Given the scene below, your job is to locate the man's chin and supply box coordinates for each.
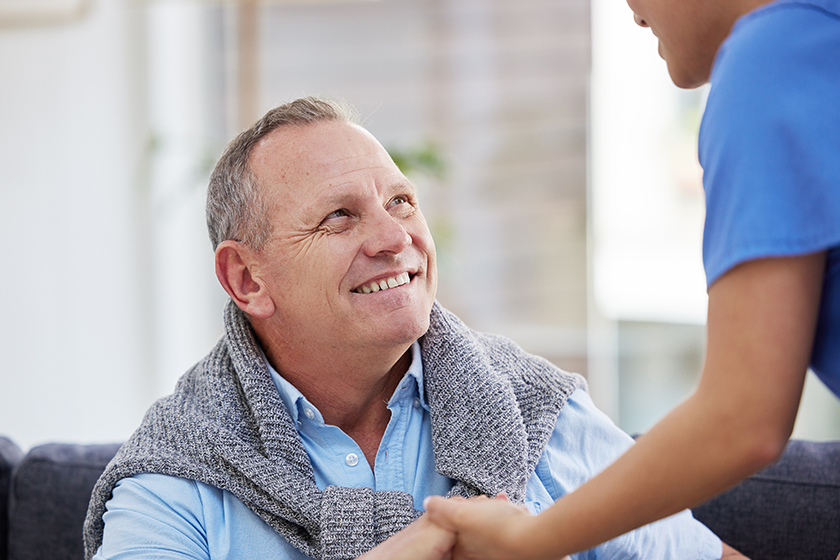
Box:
[374,309,432,348]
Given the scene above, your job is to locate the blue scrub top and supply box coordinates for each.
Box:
[700,0,840,396]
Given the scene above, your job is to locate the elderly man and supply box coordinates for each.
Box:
[84,97,727,560]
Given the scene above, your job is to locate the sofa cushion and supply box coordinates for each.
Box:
[692,439,840,560]
[8,443,121,560]
[0,437,24,560]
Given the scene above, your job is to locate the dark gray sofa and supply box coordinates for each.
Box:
[1,438,121,560]
[1,435,838,560]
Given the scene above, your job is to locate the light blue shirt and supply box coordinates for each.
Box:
[96,343,721,560]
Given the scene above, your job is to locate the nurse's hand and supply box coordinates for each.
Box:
[424,494,566,560]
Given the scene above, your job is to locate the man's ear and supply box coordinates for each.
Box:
[214,240,276,319]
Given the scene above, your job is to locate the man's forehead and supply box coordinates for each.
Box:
[249,124,323,175]
[249,121,385,182]
[249,122,411,214]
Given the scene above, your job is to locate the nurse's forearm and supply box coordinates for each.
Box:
[523,390,788,558]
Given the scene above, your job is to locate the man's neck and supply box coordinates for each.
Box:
[258,333,413,466]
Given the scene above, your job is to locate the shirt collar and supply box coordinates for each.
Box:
[387,342,429,411]
[260,341,429,427]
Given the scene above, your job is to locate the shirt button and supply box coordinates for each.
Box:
[413,398,421,409]
[345,453,360,467]
[303,408,316,420]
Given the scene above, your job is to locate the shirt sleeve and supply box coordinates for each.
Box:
[94,473,307,560]
[94,474,212,560]
[530,388,723,560]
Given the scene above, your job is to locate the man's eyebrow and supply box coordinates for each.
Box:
[296,190,361,226]
[309,189,365,213]
[312,181,417,209]
[387,179,418,195]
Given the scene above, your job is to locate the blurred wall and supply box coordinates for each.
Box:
[2,0,834,453]
[0,1,153,449]
[0,0,592,450]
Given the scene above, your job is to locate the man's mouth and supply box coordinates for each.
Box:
[353,272,411,294]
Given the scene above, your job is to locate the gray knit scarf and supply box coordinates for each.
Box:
[84,301,585,560]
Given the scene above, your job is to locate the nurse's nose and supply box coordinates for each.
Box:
[633,12,649,27]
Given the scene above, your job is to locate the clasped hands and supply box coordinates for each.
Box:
[359,494,567,560]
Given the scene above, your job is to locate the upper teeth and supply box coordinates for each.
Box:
[356,272,411,294]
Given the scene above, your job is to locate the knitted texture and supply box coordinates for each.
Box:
[84,301,584,559]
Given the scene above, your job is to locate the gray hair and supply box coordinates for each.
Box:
[206,97,360,250]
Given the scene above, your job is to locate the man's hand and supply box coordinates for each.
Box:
[358,512,456,560]
[424,494,564,560]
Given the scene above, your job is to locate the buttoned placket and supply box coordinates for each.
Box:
[293,399,376,488]
[374,375,427,490]
[291,373,427,492]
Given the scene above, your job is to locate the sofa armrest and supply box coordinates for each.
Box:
[1,437,24,560]
[8,442,121,560]
[692,439,840,560]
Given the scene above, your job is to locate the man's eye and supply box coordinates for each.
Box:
[325,209,348,219]
[390,196,408,206]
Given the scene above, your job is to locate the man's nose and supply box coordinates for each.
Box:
[362,209,412,257]
[633,12,649,27]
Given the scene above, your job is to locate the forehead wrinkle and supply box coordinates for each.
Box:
[316,160,391,184]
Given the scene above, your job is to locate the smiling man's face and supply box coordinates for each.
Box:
[247,120,437,357]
